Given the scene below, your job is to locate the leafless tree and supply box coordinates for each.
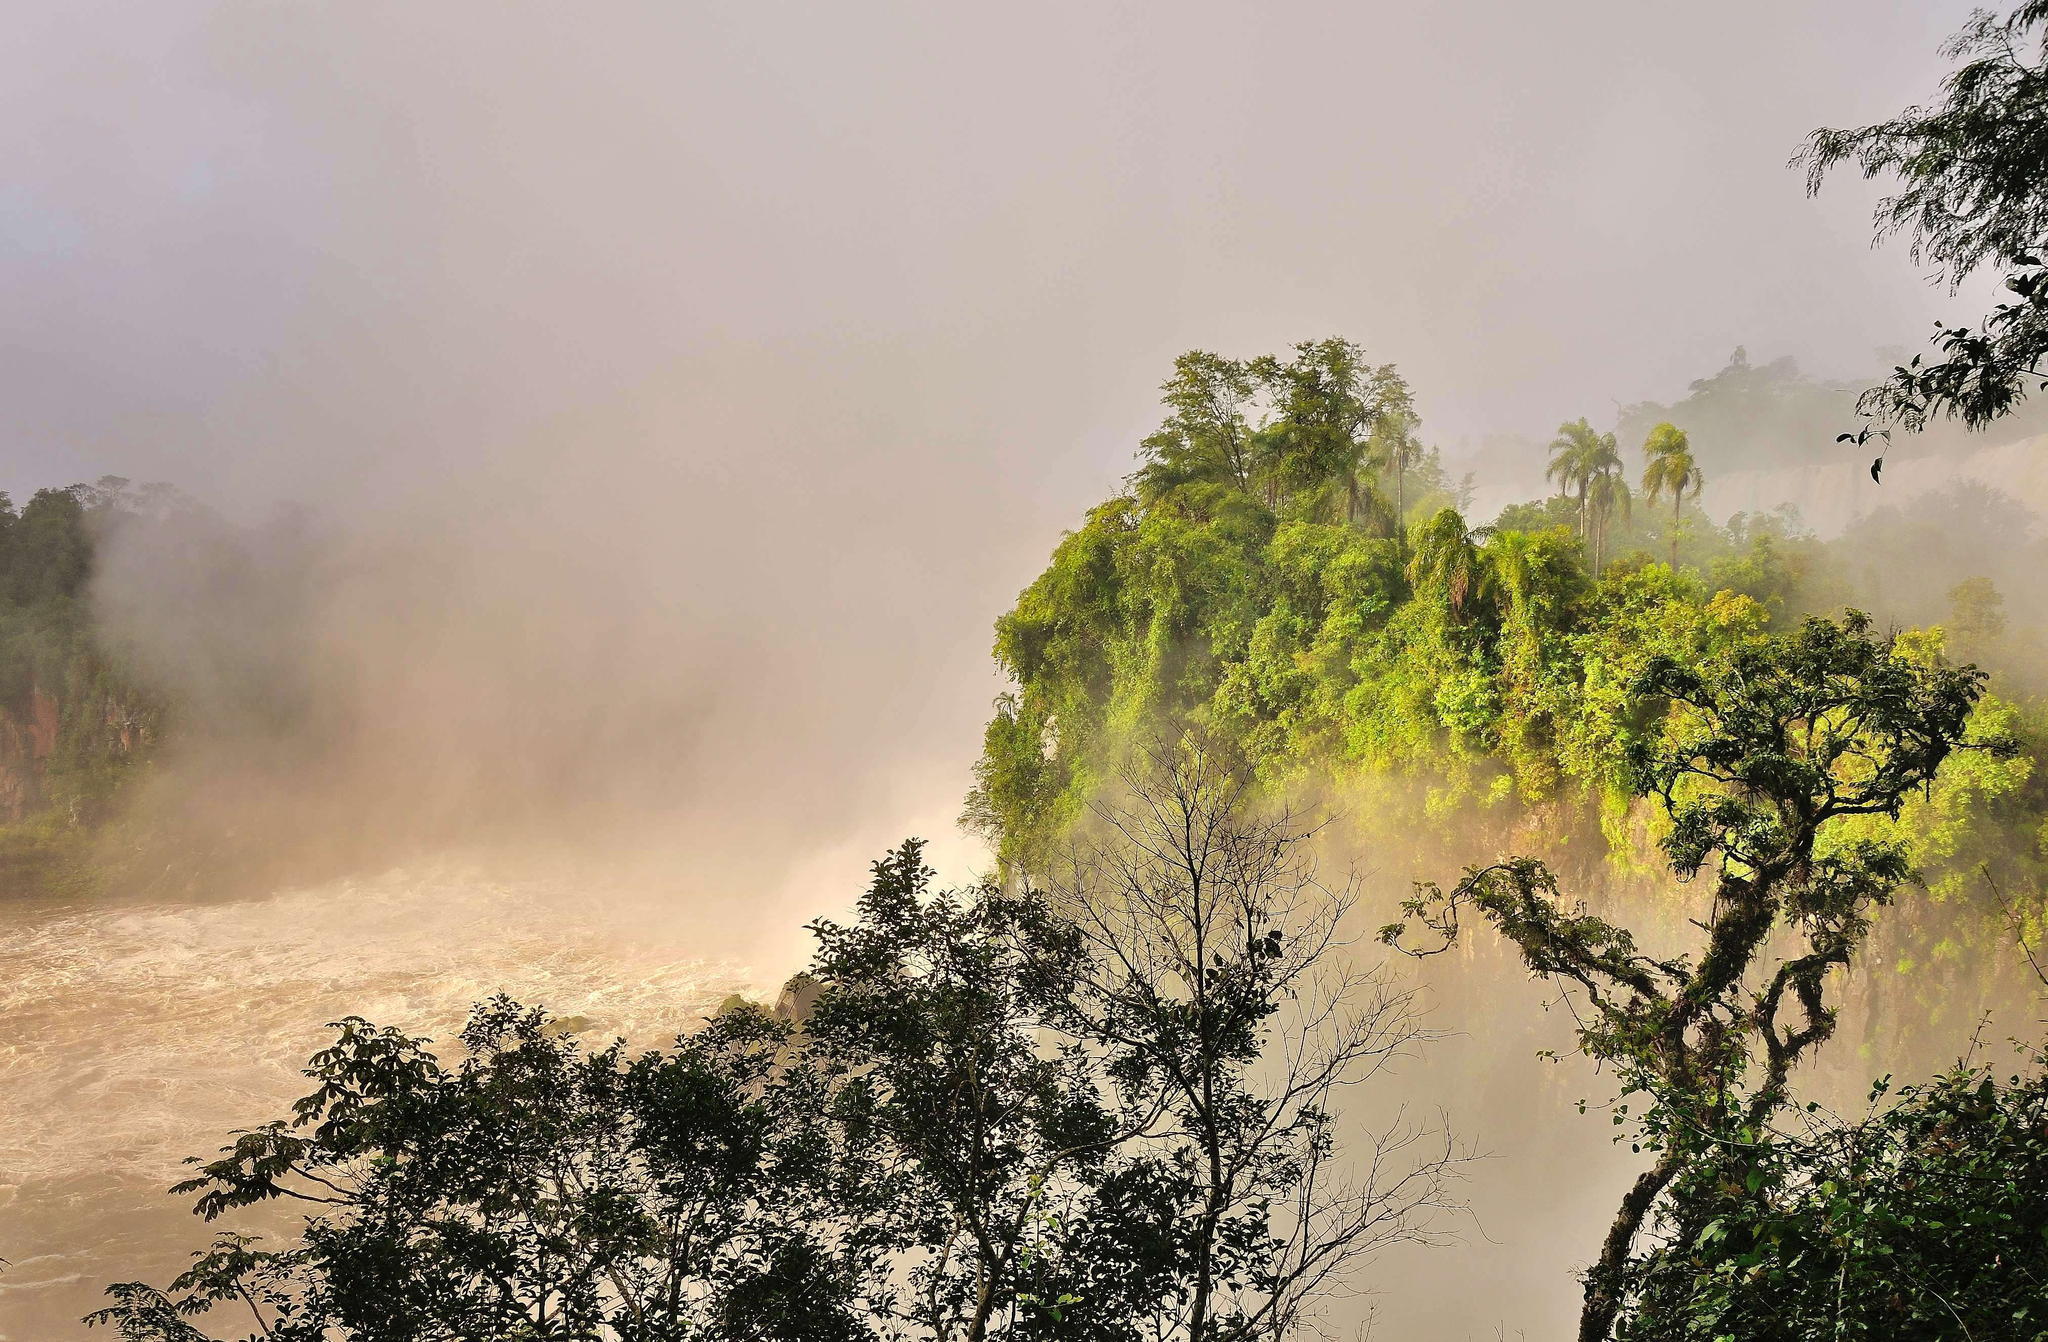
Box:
[1039,735,1468,1340]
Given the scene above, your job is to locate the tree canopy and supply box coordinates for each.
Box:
[970,344,2043,915]
[1803,2,2048,452]
[1386,612,2004,1339]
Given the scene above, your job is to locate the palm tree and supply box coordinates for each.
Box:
[1369,407,1422,536]
[1544,421,1589,512]
[1585,467,1631,572]
[1406,508,1490,619]
[1545,418,1621,542]
[1640,422,1704,568]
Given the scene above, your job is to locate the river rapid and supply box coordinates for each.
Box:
[0,846,2028,1341]
[0,869,757,1341]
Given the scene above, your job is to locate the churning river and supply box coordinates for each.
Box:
[0,870,758,1341]
[0,847,2024,1341]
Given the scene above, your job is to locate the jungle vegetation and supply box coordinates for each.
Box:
[1385,612,2022,1338]
[964,338,2048,908]
[92,616,2048,1339]
[963,328,2048,1337]
[68,9,2048,1331]
[78,379,2048,1333]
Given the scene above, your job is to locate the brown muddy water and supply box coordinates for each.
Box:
[0,869,757,1341]
[0,852,2030,1341]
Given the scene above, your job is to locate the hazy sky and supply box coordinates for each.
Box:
[0,1,1997,896]
[1,3,1989,492]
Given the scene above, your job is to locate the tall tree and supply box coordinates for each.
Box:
[89,807,1462,1342]
[1133,351,1260,504]
[1546,418,1620,543]
[1250,338,1384,521]
[1405,507,1490,620]
[1639,422,1703,568]
[1133,341,1410,524]
[89,1000,881,1342]
[1048,738,1462,1340]
[1386,612,2000,1341]
[1585,465,1631,573]
[1366,379,1423,539]
[802,840,1141,1342]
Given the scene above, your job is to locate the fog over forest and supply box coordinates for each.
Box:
[5,4,2048,1341]
[0,1,2013,893]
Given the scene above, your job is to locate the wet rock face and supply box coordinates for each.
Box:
[0,689,55,822]
[0,682,155,825]
[28,685,58,757]
[773,972,823,1024]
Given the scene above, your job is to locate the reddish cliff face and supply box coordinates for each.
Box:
[0,481,170,845]
[0,685,154,826]
[0,687,61,822]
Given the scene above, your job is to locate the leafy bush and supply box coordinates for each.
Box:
[1619,1060,2048,1341]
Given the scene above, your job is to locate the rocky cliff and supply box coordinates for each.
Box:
[0,483,167,889]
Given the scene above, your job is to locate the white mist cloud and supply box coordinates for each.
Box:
[0,0,1997,906]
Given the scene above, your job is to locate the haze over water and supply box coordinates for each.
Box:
[0,2,2034,1339]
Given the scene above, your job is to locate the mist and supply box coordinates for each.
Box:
[1,0,2005,904]
[0,3,2000,849]
[5,2,2046,1340]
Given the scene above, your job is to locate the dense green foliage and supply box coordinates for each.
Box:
[61,14,2048,1327]
[1804,2,2048,457]
[91,768,1457,1341]
[973,340,2048,1337]
[969,344,2043,896]
[1617,1058,2048,1340]
[1387,612,2001,1339]
[93,998,873,1342]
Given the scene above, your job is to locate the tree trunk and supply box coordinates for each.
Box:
[967,1259,998,1342]
[1190,1204,1218,1341]
[1670,495,1680,568]
[1578,1151,1681,1342]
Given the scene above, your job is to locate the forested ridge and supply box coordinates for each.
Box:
[10,347,2045,914]
[48,349,2048,1335]
[934,336,2048,1339]
[83,609,2048,1342]
[967,338,2048,930]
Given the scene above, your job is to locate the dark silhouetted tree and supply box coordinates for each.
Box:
[1803,3,2048,466]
